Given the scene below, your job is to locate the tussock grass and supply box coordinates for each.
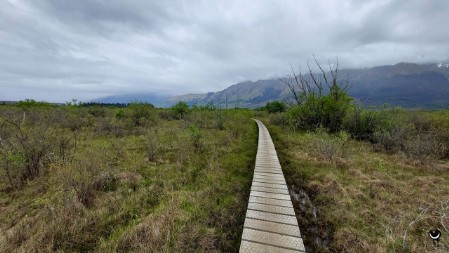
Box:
[0,106,257,252]
[268,121,449,253]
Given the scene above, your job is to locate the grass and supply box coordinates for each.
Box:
[0,106,258,252]
[267,121,449,253]
[4,102,449,252]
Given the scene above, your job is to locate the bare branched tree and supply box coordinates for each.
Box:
[278,56,353,132]
[280,56,350,105]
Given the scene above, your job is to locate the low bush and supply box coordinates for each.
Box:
[127,102,157,127]
[372,116,449,161]
[171,101,190,119]
[0,119,52,188]
[284,85,353,133]
[343,106,396,141]
[263,101,287,113]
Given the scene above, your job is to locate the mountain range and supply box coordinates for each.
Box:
[94,61,449,109]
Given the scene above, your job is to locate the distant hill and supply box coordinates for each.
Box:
[93,61,449,109]
[340,62,449,108]
[167,79,291,108]
[170,62,449,109]
[92,93,171,107]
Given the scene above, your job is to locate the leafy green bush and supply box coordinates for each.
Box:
[128,102,156,126]
[0,119,52,187]
[286,86,353,133]
[371,112,449,161]
[343,106,396,141]
[115,109,125,119]
[263,101,287,113]
[282,58,353,133]
[171,101,189,119]
[214,110,225,130]
[87,106,107,118]
[187,125,202,152]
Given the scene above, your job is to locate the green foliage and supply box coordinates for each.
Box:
[115,109,125,119]
[171,101,189,119]
[87,106,107,118]
[282,58,354,133]
[215,111,225,130]
[16,99,55,108]
[343,106,397,141]
[268,120,449,253]
[286,86,353,133]
[278,58,396,139]
[128,102,155,126]
[191,103,216,111]
[0,106,257,252]
[187,125,202,151]
[371,111,449,160]
[0,120,52,188]
[263,101,287,113]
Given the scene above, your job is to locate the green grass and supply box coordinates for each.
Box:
[7,103,449,252]
[267,120,449,253]
[0,106,257,252]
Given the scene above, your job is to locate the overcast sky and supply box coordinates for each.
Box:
[1,0,448,102]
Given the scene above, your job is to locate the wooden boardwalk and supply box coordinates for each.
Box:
[240,120,305,252]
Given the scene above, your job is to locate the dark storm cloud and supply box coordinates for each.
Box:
[1,0,449,102]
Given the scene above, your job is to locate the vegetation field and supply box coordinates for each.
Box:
[2,91,449,253]
[255,63,449,253]
[0,103,257,252]
[266,109,449,253]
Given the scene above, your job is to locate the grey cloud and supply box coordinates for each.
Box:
[1,0,449,102]
[28,1,178,36]
[333,0,449,48]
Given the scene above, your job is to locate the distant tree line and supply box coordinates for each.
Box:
[79,102,129,108]
[2,99,153,108]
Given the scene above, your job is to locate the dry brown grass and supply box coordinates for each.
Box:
[269,124,449,253]
[0,106,257,252]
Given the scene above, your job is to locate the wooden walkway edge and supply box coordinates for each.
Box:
[239,119,306,252]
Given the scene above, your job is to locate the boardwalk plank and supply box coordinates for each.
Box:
[240,120,305,252]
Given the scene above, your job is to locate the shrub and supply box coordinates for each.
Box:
[147,132,160,162]
[263,101,287,113]
[187,125,202,152]
[306,128,349,161]
[61,157,104,207]
[285,90,353,133]
[215,111,225,130]
[172,101,190,119]
[343,106,396,141]
[0,118,52,187]
[158,109,176,120]
[60,109,88,131]
[372,114,448,161]
[87,106,107,118]
[95,117,127,137]
[283,58,353,133]
[128,102,156,126]
[269,113,287,126]
[115,109,125,119]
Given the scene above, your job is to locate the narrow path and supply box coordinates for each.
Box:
[240,120,305,253]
